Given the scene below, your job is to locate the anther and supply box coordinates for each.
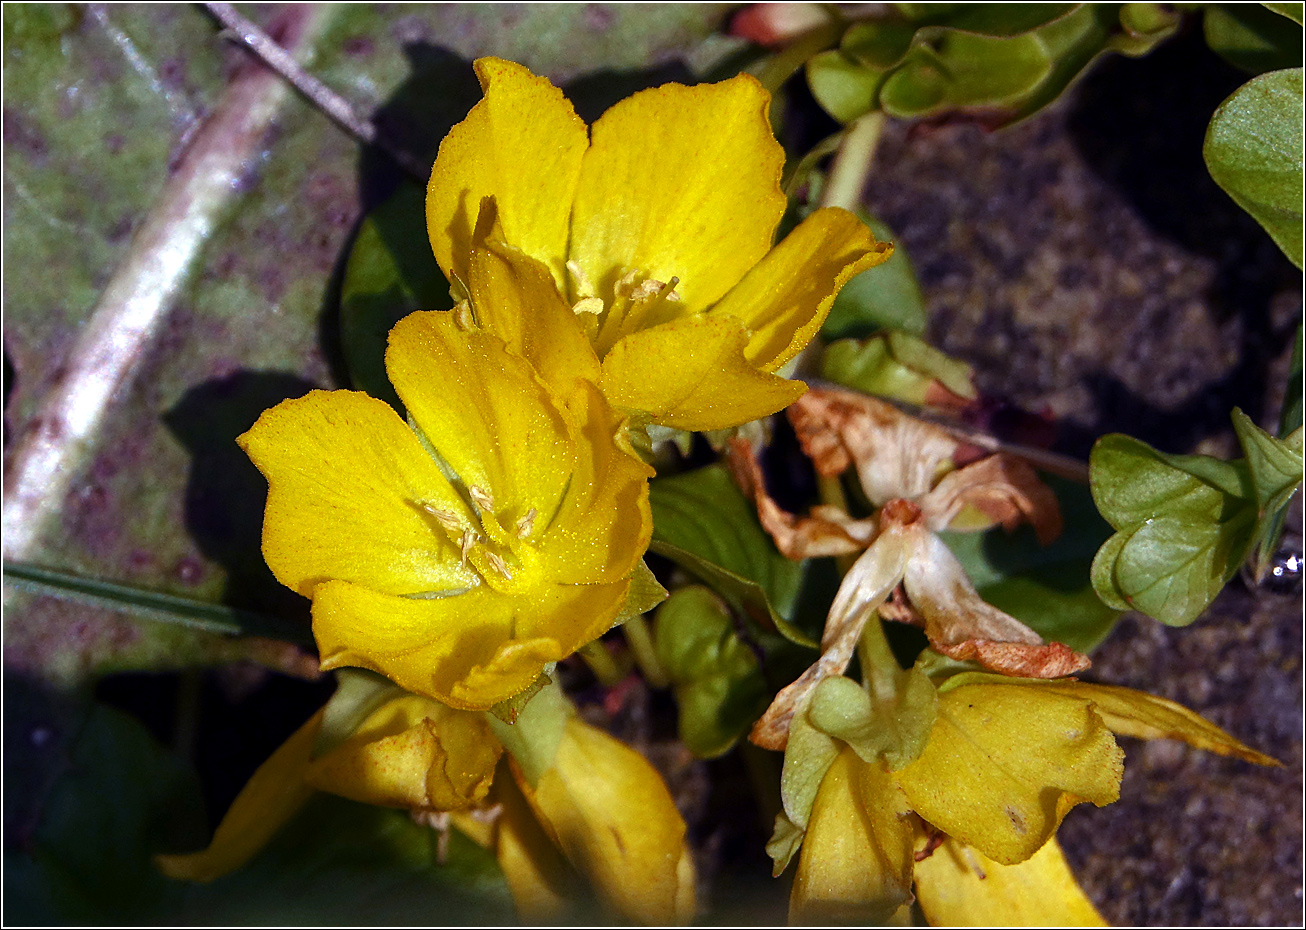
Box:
[572,296,605,315]
[460,530,477,564]
[486,551,513,580]
[469,485,495,511]
[421,503,462,531]
[515,507,537,539]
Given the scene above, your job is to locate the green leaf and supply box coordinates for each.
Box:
[4,680,207,924]
[880,28,1053,118]
[806,49,890,124]
[339,182,451,412]
[1280,323,1303,437]
[653,587,770,758]
[649,464,817,647]
[1203,4,1304,73]
[821,215,927,339]
[1264,2,1306,25]
[822,331,977,405]
[172,795,512,924]
[1089,430,1265,626]
[1232,410,1305,518]
[897,3,1079,36]
[1204,68,1305,269]
[939,476,1121,653]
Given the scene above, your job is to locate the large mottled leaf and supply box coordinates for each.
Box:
[2,4,736,684]
[653,586,769,758]
[648,464,818,647]
[1090,412,1303,625]
[1203,67,1304,269]
[939,476,1120,653]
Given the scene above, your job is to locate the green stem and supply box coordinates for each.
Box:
[820,110,886,211]
[623,614,670,689]
[577,639,625,687]
[856,614,901,705]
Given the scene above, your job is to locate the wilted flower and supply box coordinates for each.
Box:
[426,57,892,432]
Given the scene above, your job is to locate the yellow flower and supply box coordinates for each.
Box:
[159,677,695,926]
[780,673,1277,925]
[238,309,652,710]
[426,57,893,432]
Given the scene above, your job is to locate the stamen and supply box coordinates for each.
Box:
[631,278,662,300]
[468,803,504,825]
[453,299,476,330]
[469,485,495,511]
[486,551,513,579]
[515,507,538,539]
[460,530,477,564]
[572,296,605,315]
[662,276,682,302]
[421,503,463,531]
[614,268,639,297]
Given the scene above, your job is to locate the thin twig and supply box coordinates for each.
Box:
[204,2,429,183]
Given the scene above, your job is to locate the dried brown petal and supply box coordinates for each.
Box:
[787,388,960,505]
[727,437,870,559]
[932,640,1090,678]
[919,454,1062,545]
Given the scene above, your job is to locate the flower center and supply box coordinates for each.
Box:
[421,488,543,596]
[567,262,687,356]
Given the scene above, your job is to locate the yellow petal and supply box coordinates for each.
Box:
[570,74,786,315]
[522,718,696,924]
[790,748,916,925]
[914,837,1107,926]
[156,709,323,883]
[896,682,1123,865]
[709,207,891,371]
[1033,680,1279,766]
[426,58,586,289]
[466,228,601,398]
[539,380,653,585]
[312,578,628,710]
[600,315,806,431]
[304,694,502,810]
[238,390,477,598]
[386,310,576,534]
[461,761,579,922]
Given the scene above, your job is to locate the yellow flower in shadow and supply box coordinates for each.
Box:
[238,309,652,710]
[426,58,893,432]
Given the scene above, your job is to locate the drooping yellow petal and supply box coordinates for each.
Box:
[913,837,1107,927]
[538,380,652,585]
[386,311,576,536]
[426,58,587,289]
[451,762,580,922]
[709,207,892,372]
[311,578,629,710]
[303,694,501,810]
[156,709,323,882]
[238,390,477,598]
[600,315,806,431]
[896,682,1123,865]
[790,748,916,925]
[521,718,696,925]
[1031,680,1280,766]
[569,74,786,315]
[466,226,601,399]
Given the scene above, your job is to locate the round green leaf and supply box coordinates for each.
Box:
[1204,68,1305,269]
